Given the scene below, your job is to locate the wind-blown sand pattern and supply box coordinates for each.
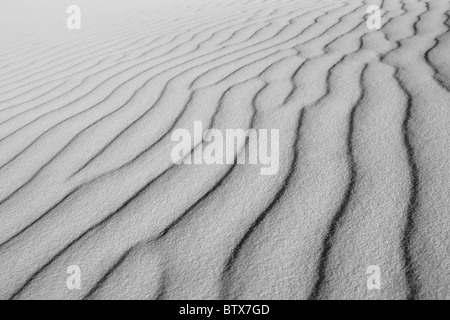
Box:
[1,0,450,300]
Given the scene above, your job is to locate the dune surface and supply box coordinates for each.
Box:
[1,0,450,300]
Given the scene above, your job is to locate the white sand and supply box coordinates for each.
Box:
[0,0,450,300]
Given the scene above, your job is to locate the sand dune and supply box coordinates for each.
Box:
[0,0,450,300]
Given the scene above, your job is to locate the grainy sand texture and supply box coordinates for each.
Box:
[1,0,450,300]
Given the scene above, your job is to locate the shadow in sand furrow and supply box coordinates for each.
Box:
[0,0,334,165]
[214,56,360,299]
[308,64,368,300]
[393,69,420,300]
[294,1,367,55]
[4,77,263,299]
[0,16,278,165]
[84,244,168,300]
[377,0,450,300]
[0,78,232,249]
[8,77,268,300]
[151,88,269,240]
[0,0,330,235]
[147,99,300,299]
[189,1,360,91]
[46,5,342,178]
[0,80,68,116]
[66,40,299,177]
[309,0,430,300]
[304,0,430,300]
[81,82,266,300]
[423,6,450,92]
[0,45,289,255]
[376,0,450,300]
[0,0,292,118]
[0,185,81,249]
[304,0,420,300]
[0,0,272,109]
[216,2,416,295]
[83,247,135,299]
[74,1,362,172]
[220,108,304,299]
[64,54,284,178]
